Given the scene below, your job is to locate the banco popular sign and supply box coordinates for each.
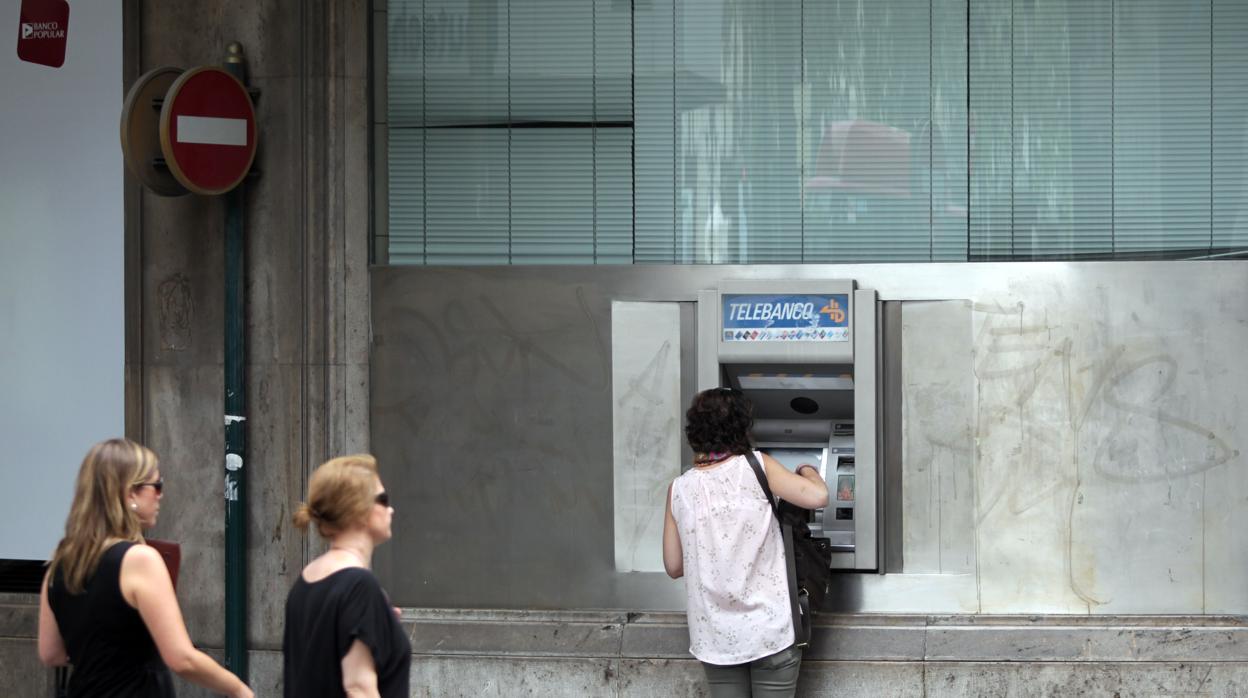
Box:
[16,0,69,68]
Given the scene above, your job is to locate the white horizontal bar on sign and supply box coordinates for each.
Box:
[177,115,248,146]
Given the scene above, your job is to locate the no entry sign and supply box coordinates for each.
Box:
[158,67,257,195]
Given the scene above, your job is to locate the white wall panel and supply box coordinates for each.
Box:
[612,302,682,573]
[0,0,123,560]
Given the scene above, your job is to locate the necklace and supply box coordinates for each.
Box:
[693,451,733,467]
[330,546,369,567]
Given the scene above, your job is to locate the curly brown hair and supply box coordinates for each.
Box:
[684,388,754,455]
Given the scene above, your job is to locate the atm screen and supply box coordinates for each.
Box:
[763,448,827,476]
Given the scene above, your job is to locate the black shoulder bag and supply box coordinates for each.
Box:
[744,451,833,648]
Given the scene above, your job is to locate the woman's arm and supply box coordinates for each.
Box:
[37,572,69,667]
[762,453,829,510]
[341,638,381,698]
[662,483,684,579]
[121,545,253,698]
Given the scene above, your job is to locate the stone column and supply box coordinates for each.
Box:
[124,0,370,689]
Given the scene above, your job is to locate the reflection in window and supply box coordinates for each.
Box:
[385,0,1248,264]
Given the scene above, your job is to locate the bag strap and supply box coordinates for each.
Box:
[744,450,807,643]
[744,450,782,522]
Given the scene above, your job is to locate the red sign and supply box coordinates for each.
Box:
[16,0,69,68]
[158,67,257,196]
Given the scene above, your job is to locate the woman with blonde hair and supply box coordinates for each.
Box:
[283,454,410,698]
[38,438,253,697]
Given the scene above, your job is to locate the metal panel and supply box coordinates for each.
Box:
[372,261,1248,613]
[371,269,680,609]
[677,301,699,471]
[901,301,976,574]
[881,301,906,574]
[612,302,682,573]
[852,288,879,570]
[696,289,718,392]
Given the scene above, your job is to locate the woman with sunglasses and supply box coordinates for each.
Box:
[283,454,410,698]
[38,438,253,697]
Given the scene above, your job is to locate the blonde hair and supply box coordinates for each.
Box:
[47,439,159,593]
[293,454,379,537]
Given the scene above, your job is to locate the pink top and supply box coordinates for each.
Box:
[670,452,794,664]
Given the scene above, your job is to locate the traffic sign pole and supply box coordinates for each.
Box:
[222,41,248,683]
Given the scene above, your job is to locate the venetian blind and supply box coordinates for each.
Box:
[635,0,957,263]
[387,0,633,264]
[969,0,1248,258]
[387,0,1248,264]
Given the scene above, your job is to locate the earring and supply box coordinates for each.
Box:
[130,502,138,510]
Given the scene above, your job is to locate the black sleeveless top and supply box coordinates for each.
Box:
[283,567,411,698]
[47,541,176,697]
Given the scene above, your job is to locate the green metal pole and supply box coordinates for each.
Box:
[222,41,248,682]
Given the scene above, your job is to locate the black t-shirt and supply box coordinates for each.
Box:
[283,567,411,698]
[47,541,176,697]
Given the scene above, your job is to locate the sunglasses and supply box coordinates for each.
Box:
[375,491,390,507]
[135,478,164,494]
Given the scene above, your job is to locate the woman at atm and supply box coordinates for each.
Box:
[663,388,829,697]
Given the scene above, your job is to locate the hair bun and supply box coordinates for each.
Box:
[292,502,315,531]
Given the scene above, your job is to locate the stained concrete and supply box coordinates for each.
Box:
[0,594,56,696]
[0,638,55,697]
[924,662,1248,697]
[126,0,372,657]
[7,599,1248,695]
[168,649,282,698]
[399,610,1248,696]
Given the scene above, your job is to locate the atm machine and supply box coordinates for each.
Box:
[697,280,881,571]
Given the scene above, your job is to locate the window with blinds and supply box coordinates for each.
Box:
[387,0,632,264]
[385,0,1248,264]
[972,0,1248,259]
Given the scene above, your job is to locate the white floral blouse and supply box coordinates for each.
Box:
[669,452,794,665]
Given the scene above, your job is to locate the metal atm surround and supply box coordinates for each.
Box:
[371,261,1247,614]
[697,280,881,571]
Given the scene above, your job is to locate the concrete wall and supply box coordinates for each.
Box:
[124,0,372,654]
[8,590,1248,696]
[397,609,1248,696]
[369,262,1248,616]
[1,0,369,693]
[128,0,370,691]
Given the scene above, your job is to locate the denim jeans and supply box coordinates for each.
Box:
[701,644,803,698]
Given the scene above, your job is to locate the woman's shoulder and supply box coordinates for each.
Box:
[671,466,702,492]
[100,538,137,555]
[676,453,752,480]
[120,540,159,557]
[117,542,170,584]
[291,567,387,615]
[299,561,378,588]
